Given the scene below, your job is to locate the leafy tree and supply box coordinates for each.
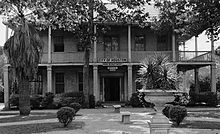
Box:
[0,0,43,115]
[153,0,220,42]
[41,0,151,105]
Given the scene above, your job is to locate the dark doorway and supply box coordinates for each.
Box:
[104,77,120,101]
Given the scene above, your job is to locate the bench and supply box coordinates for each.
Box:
[122,112,130,124]
[113,105,121,113]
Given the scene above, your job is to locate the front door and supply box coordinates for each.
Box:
[104,77,120,101]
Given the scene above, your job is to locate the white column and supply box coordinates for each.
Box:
[47,65,52,93]
[47,26,52,93]
[172,34,176,61]
[211,64,216,93]
[3,65,9,109]
[93,65,99,101]
[128,65,133,100]
[195,35,198,57]
[210,32,216,93]
[93,24,97,62]
[48,26,52,63]
[128,25,131,62]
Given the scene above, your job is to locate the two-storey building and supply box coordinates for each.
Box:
[3,22,217,108]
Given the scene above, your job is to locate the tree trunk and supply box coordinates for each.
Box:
[18,78,31,116]
[83,48,90,107]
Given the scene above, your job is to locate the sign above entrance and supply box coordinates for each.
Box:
[103,63,122,66]
[99,58,127,63]
[107,67,118,71]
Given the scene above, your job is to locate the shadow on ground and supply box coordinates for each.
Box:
[0,121,85,134]
[174,120,220,129]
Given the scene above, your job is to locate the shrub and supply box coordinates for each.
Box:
[89,95,95,108]
[9,94,19,108]
[30,95,43,109]
[168,93,190,106]
[60,97,75,107]
[129,93,143,107]
[189,92,218,107]
[69,102,81,113]
[61,92,85,106]
[162,105,187,126]
[57,107,75,127]
[95,100,104,108]
[42,92,55,109]
[0,90,3,103]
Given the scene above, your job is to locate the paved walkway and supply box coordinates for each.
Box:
[0,105,220,134]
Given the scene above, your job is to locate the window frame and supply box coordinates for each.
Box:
[55,72,65,94]
[134,35,145,51]
[104,36,120,51]
[54,36,64,52]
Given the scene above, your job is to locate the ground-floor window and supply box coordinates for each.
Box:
[78,72,83,92]
[55,73,64,94]
[30,71,43,94]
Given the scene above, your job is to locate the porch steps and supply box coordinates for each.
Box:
[102,102,126,108]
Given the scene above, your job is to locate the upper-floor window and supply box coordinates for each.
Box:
[104,36,119,51]
[157,35,167,51]
[55,73,64,94]
[135,35,145,51]
[54,36,64,52]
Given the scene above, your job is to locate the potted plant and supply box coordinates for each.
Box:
[136,53,179,111]
[136,53,181,128]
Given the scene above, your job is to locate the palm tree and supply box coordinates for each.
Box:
[4,17,43,115]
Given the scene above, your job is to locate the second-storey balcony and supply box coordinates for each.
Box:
[40,50,213,64]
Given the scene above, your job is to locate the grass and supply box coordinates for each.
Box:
[0,121,85,134]
[0,112,56,123]
[177,120,220,129]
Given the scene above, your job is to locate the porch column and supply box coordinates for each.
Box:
[3,65,9,109]
[47,65,52,93]
[93,65,99,101]
[128,65,133,100]
[93,24,97,62]
[128,25,131,62]
[211,32,216,93]
[48,26,52,63]
[195,35,198,56]
[172,33,176,61]
[194,68,199,93]
[211,64,217,93]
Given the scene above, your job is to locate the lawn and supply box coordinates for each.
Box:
[0,121,85,134]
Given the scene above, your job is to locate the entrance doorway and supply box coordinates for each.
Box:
[104,77,120,101]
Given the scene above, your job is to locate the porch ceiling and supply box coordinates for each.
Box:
[176,61,213,71]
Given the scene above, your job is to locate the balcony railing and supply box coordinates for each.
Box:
[178,51,212,62]
[40,50,213,64]
[131,51,173,63]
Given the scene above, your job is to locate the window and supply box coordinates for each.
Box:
[54,36,64,52]
[55,73,64,94]
[78,72,83,92]
[104,36,119,51]
[30,71,43,94]
[135,35,145,51]
[157,35,167,51]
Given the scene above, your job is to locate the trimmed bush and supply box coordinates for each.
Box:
[9,94,19,108]
[69,102,81,113]
[129,93,143,107]
[89,95,95,108]
[0,91,3,103]
[61,92,85,106]
[30,95,43,109]
[57,107,75,127]
[95,100,104,108]
[189,92,218,107]
[162,105,187,126]
[42,92,55,108]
